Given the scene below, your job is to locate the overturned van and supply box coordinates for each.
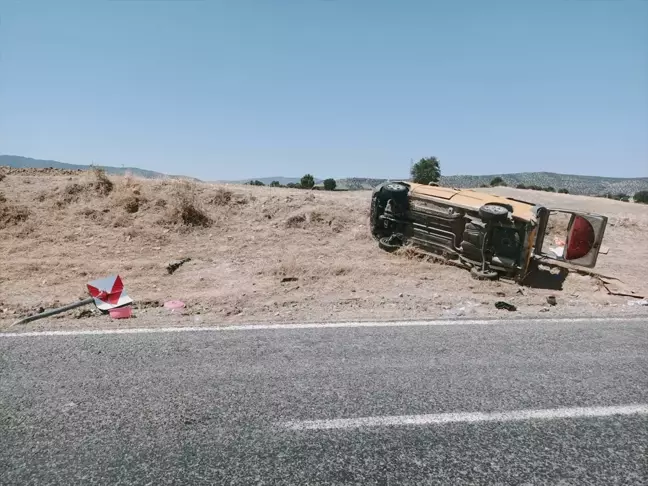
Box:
[369,181,607,281]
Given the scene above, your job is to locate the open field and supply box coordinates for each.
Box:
[1,169,647,330]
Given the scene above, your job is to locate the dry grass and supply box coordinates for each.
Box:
[208,187,233,206]
[166,180,212,227]
[91,166,114,195]
[0,195,30,229]
[1,170,647,328]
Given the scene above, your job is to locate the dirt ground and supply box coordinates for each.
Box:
[1,169,647,331]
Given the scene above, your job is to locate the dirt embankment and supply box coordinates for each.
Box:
[1,168,647,330]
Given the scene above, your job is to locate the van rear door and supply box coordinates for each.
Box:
[534,209,608,268]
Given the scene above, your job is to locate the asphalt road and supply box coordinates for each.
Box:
[1,318,647,485]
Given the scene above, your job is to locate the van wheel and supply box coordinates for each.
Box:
[479,203,511,222]
[379,182,409,204]
[381,182,408,196]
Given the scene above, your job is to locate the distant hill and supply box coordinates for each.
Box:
[337,172,648,196]
[440,172,648,196]
[4,155,646,196]
[0,155,197,180]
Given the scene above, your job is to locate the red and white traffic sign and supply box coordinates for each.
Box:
[86,275,133,311]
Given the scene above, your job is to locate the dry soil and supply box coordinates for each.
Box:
[1,169,647,331]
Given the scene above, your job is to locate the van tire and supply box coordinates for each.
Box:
[479,203,511,222]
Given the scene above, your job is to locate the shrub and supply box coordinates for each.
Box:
[558,188,569,194]
[410,157,441,185]
[300,174,315,189]
[516,183,526,189]
[248,180,265,186]
[490,176,505,187]
[634,190,648,204]
[270,181,281,187]
[323,178,336,191]
[285,213,307,228]
[122,195,141,213]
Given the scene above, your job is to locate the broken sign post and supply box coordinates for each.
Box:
[12,275,133,326]
[87,275,133,311]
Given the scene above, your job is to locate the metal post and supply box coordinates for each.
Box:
[12,297,95,327]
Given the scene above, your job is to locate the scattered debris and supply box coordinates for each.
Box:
[516,288,525,296]
[281,277,299,283]
[596,276,645,299]
[164,300,186,310]
[627,299,648,307]
[546,295,557,306]
[109,306,132,319]
[495,301,517,312]
[87,275,133,311]
[539,308,550,312]
[496,291,506,297]
[167,258,191,275]
[12,275,133,326]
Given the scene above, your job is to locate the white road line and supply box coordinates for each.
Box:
[0,316,645,338]
[281,404,648,431]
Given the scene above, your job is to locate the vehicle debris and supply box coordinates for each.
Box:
[281,277,299,283]
[627,299,648,307]
[546,295,557,306]
[109,306,133,319]
[495,301,517,311]
[370,181,608,283]
[164,300,186,310]
[167,257,191,275]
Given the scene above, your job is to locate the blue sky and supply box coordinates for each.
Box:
[1,0,646,180]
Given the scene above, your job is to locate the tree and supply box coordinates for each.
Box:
[410,157,441,185]
[516,183,527,189]
[247,180,265,186]
[558,188,569,194]
[545,186,555,192]
[270,181,281,187]
[634,191,648,204]
[323,178,336,191]
[286,182,300,189]
[490,176,506,187]
[300,174,315,189]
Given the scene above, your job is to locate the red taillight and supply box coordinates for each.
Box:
[565,216,595,260]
